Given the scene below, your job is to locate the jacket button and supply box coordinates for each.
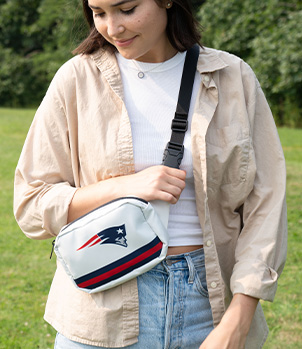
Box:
[203,75,210,82]
[206,240,212,247]
[211,282,217,289]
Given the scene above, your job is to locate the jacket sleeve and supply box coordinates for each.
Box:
[14,65,78,240]
[230,64,287,301]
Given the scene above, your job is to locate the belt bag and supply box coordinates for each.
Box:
[53,45,200,293]
[54,197,168,293]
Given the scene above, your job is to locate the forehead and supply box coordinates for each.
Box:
[88,0,138,8]
[88,0,164,8]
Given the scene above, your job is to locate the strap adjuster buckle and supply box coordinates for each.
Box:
[162,142,184,169]
[171,117,188,133]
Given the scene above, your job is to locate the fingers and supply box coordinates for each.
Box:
[157,187,182,204]
[68,166,186,221]
[160,173,186,203]
[162,165,187,180]
[116,165,186,204]
[144,165,186,203]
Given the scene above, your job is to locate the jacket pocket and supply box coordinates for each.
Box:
[206,123,250,185]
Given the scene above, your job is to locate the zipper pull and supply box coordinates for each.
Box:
[50,240,55,259]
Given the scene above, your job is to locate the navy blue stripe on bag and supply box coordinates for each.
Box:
[75,237,163,290]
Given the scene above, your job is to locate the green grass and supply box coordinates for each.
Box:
[0,108,301,348]
[261,128,302,349]
[0,108,56,349]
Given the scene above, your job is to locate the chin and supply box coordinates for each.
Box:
[117,51,135,60]
[117,50,141,61]
[116,45,149,62]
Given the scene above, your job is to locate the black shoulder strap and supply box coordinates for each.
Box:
[162,44,200,169]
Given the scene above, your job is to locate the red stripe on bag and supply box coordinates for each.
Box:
[77,241,163,288]
[77,235,101,251]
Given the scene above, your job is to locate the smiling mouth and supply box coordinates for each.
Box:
[114,36,137,47]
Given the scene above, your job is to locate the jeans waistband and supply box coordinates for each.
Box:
[146,247,205,284]
[166,247,204,261]
[149,247,205,272]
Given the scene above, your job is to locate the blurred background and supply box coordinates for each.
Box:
[0,0,301,348]
[0,0,301,126]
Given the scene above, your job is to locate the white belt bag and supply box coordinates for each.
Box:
[54,197,169,293]
[53,45,200,293]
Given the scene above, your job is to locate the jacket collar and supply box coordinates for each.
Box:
[197,46,229,74]
[90,46,229,97]
[91,46,124,99]
[91,45,228,74]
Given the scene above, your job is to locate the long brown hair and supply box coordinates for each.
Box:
[73,0,202,55]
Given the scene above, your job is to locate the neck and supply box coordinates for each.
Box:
[135,41,178,63]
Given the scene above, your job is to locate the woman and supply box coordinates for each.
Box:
[14,0,287,348]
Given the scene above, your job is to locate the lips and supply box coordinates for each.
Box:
[114,36,137,47]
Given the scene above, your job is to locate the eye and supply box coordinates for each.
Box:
[94,12,105,18]
[121,6,136,15]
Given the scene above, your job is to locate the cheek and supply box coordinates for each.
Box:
[94,19,107,37]
[134,11,164,32]
[126,13,146,31]
[148,9,167,32]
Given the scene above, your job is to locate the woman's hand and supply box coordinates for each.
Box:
[68,165,186,222]
[114,165,186,204]
[199,294,259,349]
[199,322,246,349]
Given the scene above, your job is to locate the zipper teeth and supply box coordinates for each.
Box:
[61,197,148,231]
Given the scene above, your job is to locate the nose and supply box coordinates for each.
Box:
[106,16,125,37]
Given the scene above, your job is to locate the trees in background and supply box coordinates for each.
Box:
[0,0,86,106]
[0,0,301,126]
[199,0,302,126]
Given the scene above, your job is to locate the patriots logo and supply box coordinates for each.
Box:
[77,224,128,251]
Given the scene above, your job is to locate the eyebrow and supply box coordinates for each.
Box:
[88,0,136,9]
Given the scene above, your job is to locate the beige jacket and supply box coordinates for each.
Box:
[14,47,287,348]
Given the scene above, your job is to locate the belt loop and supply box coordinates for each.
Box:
[185,254,195,284]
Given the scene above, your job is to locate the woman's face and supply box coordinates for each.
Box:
[88,0,176,62]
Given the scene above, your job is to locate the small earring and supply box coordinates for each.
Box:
[166,1,172,8]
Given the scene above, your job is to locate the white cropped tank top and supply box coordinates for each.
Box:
[116,51,203,246]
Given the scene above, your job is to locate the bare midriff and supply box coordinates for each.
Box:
[167,245,204,256]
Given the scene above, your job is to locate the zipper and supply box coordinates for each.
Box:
[49,240,55,259]
[61,196,148,232]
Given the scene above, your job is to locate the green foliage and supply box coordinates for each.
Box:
[0,49,33,106]
[199,0,302,127]
[249,9,302,126]
[0,0,301,128]
[191,0,206,13]
[0,0,87,107]
[0,0,41,54]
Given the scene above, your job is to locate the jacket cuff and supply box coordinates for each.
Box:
[41,183,77,238]
[230,259,279,301]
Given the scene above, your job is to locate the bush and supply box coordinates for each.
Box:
[199,0,302,127]
[0,0,87,107]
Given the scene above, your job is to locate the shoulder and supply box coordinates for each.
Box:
[48,49,115,97]
[53,54,98,83]
[198,47,260,94]
[199,47,256,80]
[52,47,117,86]
[38,54,96,107]
[201,47,243,64]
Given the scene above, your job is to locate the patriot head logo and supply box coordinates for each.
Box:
[77,224,128,251]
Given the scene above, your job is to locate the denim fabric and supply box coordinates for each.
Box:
[54,248,214,349]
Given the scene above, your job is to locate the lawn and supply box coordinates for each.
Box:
[0,108,301,348]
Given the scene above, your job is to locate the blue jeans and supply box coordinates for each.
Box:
[55,248,214,348]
